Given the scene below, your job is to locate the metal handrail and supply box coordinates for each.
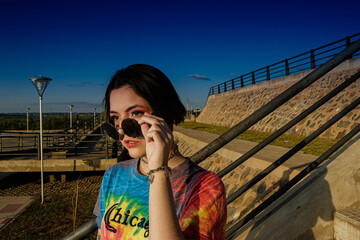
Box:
[217,70,360,178]
[209,32,360,95]
[60,218,98,240]
[226,97,359,204]
[225,124,360,239]
[191,38,360,164]
[63,114,101,133]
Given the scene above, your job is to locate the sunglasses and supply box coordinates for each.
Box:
[102,118,142,139]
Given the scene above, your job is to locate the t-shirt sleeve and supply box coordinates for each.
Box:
[93,167,111,229]
[179,172,227,240]
[93,192,101,227]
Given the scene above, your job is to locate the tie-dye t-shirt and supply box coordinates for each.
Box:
[93,158,226,239]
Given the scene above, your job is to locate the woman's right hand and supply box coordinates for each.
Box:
[139,113,174,169]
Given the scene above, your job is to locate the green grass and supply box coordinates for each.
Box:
[178,121,338,156]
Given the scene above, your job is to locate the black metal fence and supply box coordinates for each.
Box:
[209,32,360,96]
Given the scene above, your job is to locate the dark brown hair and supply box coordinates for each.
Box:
[104,64,186,126]
[104,64,186,162]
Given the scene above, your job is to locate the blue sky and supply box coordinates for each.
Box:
[0,0,359,114]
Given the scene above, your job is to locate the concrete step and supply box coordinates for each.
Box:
[334,208,360,240]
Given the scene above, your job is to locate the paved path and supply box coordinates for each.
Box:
[0,196,36,230]
[174,126,318,170]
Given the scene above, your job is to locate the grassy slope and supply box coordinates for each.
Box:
[178,121,337,156]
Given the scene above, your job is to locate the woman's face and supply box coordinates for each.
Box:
[109,85,152,159]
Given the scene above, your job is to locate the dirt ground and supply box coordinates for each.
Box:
[0,171,104,240]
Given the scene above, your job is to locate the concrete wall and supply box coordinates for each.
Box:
[174,128,360,240]
[0,158,118,172]
[231,134,360,240]
[197,58,360,139]
[173,129,314,229]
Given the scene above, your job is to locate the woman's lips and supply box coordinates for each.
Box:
[124,139,140,148]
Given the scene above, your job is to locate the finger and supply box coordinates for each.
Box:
[139,117,171,137]
[140,121,150,137]
[149,124,173,145]
[145,128,168,144]
[139,113,168,128]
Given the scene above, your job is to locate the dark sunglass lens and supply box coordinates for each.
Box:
[101,122,119,140]
[122,118,142,138]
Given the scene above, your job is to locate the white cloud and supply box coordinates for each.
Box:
[188,74,210,81]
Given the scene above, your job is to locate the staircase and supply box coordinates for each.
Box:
[334,208,360,240]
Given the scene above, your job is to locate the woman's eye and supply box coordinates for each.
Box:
[131,111,144,118]
[110,115,119,123]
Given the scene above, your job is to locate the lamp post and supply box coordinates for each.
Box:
[29,76,52,204]
[68,105,74,129]
[92,108,96,128]
[25,108,30,132]
[186,98,189,119]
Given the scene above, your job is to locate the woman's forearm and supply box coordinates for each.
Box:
[149,171,185,240]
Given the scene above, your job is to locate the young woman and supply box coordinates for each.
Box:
[93,64,227,239]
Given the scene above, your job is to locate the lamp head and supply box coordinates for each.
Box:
[29,76,52,97]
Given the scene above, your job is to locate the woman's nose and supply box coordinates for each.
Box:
[116,126,125,135]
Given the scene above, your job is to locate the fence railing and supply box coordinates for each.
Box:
[0,114,122,160]
[63,114,102,134]
[209,32,360,96]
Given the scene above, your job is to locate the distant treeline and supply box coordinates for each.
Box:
[0,118,73,130]
[0,114,94,131]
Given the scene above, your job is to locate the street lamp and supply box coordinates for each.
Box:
[29,76,52,204]
[68,105,74,129]
[25,108,30,132]
[92,108,96,128]
[186,98,189,119]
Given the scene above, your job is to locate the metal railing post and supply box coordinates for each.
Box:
[18,133,23,151]
[241,76,244,87]
[251,72,255,84]
[311,49,316,69]
[285,59,290,75]
[266,66,270,80]
[105,137,109,159]
[346,36,352,59]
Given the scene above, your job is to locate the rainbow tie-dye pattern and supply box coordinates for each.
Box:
[94,158,226,239]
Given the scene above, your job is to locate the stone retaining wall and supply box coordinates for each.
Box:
[232,135,360,240]
[174,130,301,228]
[197,58,360,139]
